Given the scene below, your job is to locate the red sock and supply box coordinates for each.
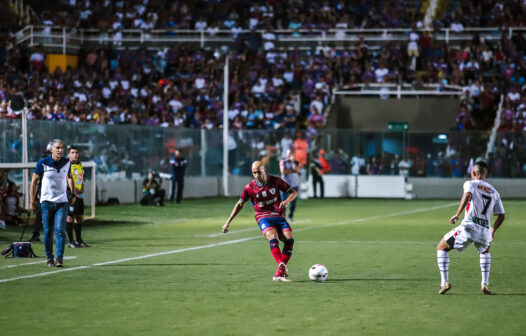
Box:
[281,254,290,264]
[269,239,282,264]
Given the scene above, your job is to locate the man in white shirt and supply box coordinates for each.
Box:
[30,139,75,268]
[436,161,505,295]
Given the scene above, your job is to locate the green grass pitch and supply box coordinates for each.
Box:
[1,198,525,335]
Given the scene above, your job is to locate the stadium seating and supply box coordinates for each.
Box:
[0,0,524,178]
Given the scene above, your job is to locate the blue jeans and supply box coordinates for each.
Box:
[41,201,68,260]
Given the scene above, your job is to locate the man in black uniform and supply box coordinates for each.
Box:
[170,149,187,203]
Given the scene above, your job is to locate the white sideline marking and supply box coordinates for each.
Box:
[0,238,256,283]
[0,256,77,269]
[0,202,455,284]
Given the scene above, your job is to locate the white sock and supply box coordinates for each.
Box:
[437,250,450,286]
[480,253,491,286]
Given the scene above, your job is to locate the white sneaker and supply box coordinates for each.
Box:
[272,276,292,282]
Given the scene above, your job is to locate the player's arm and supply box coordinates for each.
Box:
[279,187,298,208]
[67,171,76,195]
[491,213,505,239]
[29,173,40,212]
[222,200,245,233]
[450,191,472,224]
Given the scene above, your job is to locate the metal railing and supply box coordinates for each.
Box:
[8,0,40,25]
[334,83,464,99]
[14,25,526,52]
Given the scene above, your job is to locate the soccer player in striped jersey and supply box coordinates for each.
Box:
[436,161,505,294]
[222,161,297,281]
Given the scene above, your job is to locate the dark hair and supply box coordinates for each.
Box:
[473,161,488,176]
[68,146,79,152]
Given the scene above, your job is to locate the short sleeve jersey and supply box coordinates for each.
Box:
[70,162,84,195]
[34,156,71,203]
[240,175,293,223]
[461,179,505,244]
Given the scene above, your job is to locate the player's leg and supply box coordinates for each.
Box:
[158,188,165,206]
[176,178,184,203]
[66,213,77,248]
[41,202,55,265]
[280,230,294,265]
[437,227,472,294]
[320,177,324,199]
[437,239,452,294]
[288,187,297,221]
[29,203,42,242]
[312,175,318,198]
[260,218,291,281]
[264,228,282,265]
[54,203,68,267]
[478,245,492,294]
[170,177,176,201]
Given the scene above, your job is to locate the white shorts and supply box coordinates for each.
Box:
[442,226,491,253]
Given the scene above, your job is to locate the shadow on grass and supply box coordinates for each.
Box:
[489,293,526,296]
[327,278,429,282]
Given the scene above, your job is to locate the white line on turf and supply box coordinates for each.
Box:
[0,237,256,283]
[0,202,456,284]
[0,256,77,269]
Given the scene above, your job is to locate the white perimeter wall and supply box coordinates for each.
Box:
[87,176,526,204]
[65,176,526,205]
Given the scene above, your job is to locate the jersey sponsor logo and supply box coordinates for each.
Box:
[265,197,277,205]
[262,191,267,197]
[472,216,490,228]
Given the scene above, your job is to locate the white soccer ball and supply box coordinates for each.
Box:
[309,264,328,282]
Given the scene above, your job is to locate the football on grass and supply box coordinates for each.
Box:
[309,264,328,282]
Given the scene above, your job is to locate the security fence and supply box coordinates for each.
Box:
[1,119,524,179]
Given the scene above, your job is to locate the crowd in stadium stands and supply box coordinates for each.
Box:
[38,0,423,30]
[1,0,525,177]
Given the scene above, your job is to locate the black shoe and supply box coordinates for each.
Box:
[47,259,55,267]
[68,241,79,248]
[77,240,91,247]
[56,259,63,268]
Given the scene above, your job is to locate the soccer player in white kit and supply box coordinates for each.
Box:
[436,161,505,294]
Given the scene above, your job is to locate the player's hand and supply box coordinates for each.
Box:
[450,215,460,225]
[29,201,36,213]
[279,201,288,208]
[222,222,230,233]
